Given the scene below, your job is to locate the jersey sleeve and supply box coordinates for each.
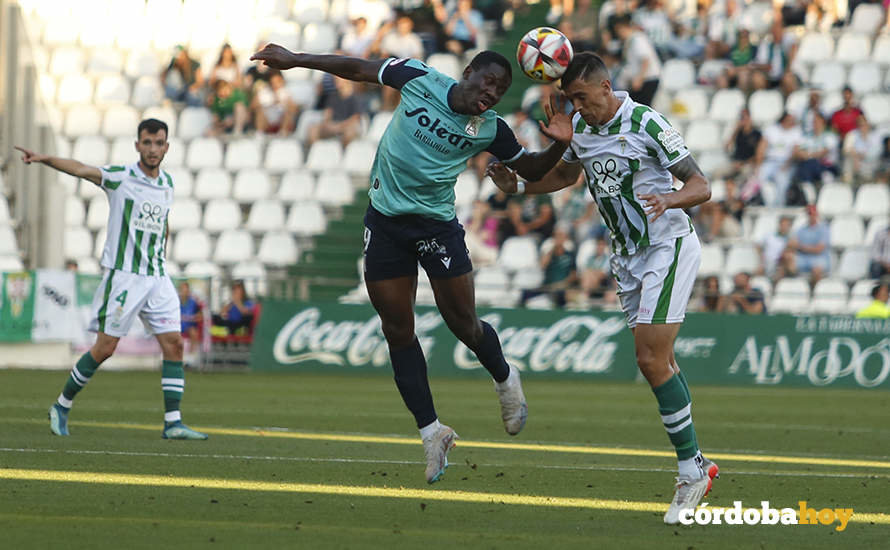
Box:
[641,111,690,168]
[99,165,127,191]
[485,117,525,163]
[377,57,429,90]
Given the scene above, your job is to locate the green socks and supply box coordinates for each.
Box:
[57,352,101,408]
[653,373,700,462]
[161,360,185,423]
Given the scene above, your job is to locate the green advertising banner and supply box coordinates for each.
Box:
[251,300,890,389]
[0,271,36,342]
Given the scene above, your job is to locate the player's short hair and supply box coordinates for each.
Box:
[872,283,887,299]
[561,51,609,88]
[469,50,512,80]
[137,118,168,139]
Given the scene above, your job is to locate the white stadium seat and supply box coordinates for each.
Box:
[851,279,878,300]
[810,62,846,92]
[264,139,303,173]
[287,80,318,109]
[834,33,871,64]
[847,63,881,95]
[183,261,220,278]
[102,105,140,137]
[164,167,193,198]
[257,232,299,266]
[42,17,79,46]
[72,136,109,167]
[75,257,101,275]
[167,198,202,230]
[872,35,890,66]
[65,197,85,226]
[816,183,853,217]
[295,109,324,143]
[131,76,164,109]
[850,3,885,35]
[797,33,834,65]
[109,137,135,163]
[193,168,233,201]
[56,74,93,105]
[185,138,224,170]
[750,275,773,301]
[177,107,213,140]
[474,266,511,305]
[301,23,337,54]
[0,227,20,256]
[306,139,344,172]
[854,184,890,218]
[670,88,708,120]
[454,171,479,208]
[811,278,849,314]
[202,199,241,232]
[78,177,102,199]
[232,261,269,296]
[260,19,302,52]
[87,49,124,75]
[64,227,93,260]
[0,255,23,271]
[286,201,327,235]
[93,228,107,258]
[368,111,394,142]
[232,169,273,202]
[771,278,811,313]
[224,139,261,170]
[740,1,773,35]
[708,89,745,123]
[343,140,377,176]
[213,229,254,264]
[172,228,211,263]
[865,217,889,243]
[698,243,725,277]
[837,247,870,281]
[293,0,327,23]
[512,267,545,291]
[724,244,760,275]
[829,215,865,249]
[86,196,109,230]
[426,53,462,80]
[748,90,784,126]
[315,172,354,206]
[697,151,730,177]
[39,74,57,104]
[245,200,286,232]
[164,138,186,167]
[861,94,890,125]
[498,237,538,272]
[684,120,721,153]
[279,170,315,202]
[48,47,84,76]
[661,59,696,91]
[142,105,177,136]
[125,49,161,79]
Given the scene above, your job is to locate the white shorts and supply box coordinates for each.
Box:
[88,269,181,337]
[610,232,701,328]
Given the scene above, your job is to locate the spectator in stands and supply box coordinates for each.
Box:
[706,0,741,60]
[579,237,613,300]
[696,200,741,242]
[724,272,766,314]
[208,44,242,89]
[870,224,890,279]
[760,215,794,278]
[213,281,255,336]
[519,226,577,308]
[830,87,864,140]
[632,0,675,59]
[855,282,890,319]
[161,45,205,107]
[510,109,543,153]
[797,89,824,136]
[558,0,598,52]
[699,275,725,312]
[598,0,633,54]
[727,108,762,175]
[378,15,426,111]
[341,17,376,58]
[723,28,756,93]
[307,76,366,147]
[207,80,249,136]
[755,112,802,206]
[437,0,485,55]
[722,175,747,222]
[789,204,830,284]
[178,281,203,351]
[244,41,274,93]
[842,115,883,184]
[65,259,78,271]
[878,136,890,184]
[465,199,499,266]
[613,14,661,106]
[750,16,799,94]
[250,72,297,136]
[501,194,556,243]
[557,183,599,243]
[792,112,838,186]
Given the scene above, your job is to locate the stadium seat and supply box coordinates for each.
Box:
[287,80,318,109]
[293,0,327,24]
[853,184,890,219]
[697,59,730,85]
[724,244,760,275]
[367,111,394,142]
[301,23,337,54]
[748,90,784,126]
[38,74,57,104]
[72,136,109,167]
[810,62,846,92]
[829,215,865,249]
[183,261,220,278]
[294,109,324,143]
[498,237,538,272]
[232,260,269,297]
[426,53,462,80]
[474,266,511,305]
[865,217,889,243]
[75,257,101,275]
[188,22,228,54]
[750,275,773,301]
[851,279,878,301]
[264,139,304,173]
[56,74,93,105]
[64,226,93,260]
[850,3,885,34]
[260,18,301,51]
[797,33,834,65]
[816,183,853,217]
[142,105,177,136]
[698,243,725,277]
[79,16,117,49]
[86,196,109,231]
[92,228,106,257]
[661,59,696,92]
[834,33,871,64]
[48,47,85,76]
[167,198,202,230]
[286,201,327,235]
[257,232,299,266]
[740,1,773,35]
[848,63,881,95]
[454,171,479,208]
[202,199,241,232]
[102,105,140,137]
[78,177,102,199]
[42,17,79,46]
[861,94,890,125]
[836,247,870,281]
[771,278,811,313]
[164,138,186,167]
[193,168,233,201]
[306,139,344,172]
[87,49,124,75]
[0,253,23,271]
[245,200,286,232]
[315,171,354,206]
[177,107,213,140]
[343,140,377,176]
[512,267,544,291]
[0,226,18,256]
[224,138,261,170]
[232,169,272,202]
[574,239,597,269]
[164,167,193,198]
[872,34,890,66]
[684,120,721,153]
[186,138,224,170]
[109,137,134,164]
[125,49,161,79]
[821,90,844,114]
[811,278,850,314]
[213,229,254,264]
[670,88,708,120]
[697,151,730,177]
[172,228,211,263]
[278,170,315,202]
[131,77,163,109]
[707,89,745,123]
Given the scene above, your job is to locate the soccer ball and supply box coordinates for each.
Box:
[516,27,574,82]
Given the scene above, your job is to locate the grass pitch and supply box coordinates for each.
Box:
[1,369,888,549]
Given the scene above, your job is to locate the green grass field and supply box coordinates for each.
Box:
[1,369,888,549]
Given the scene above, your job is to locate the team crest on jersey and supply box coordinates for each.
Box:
[618,136,627,154]
[465,116,482,137]
[586,157,624,199]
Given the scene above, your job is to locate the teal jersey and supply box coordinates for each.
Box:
[370,57,524,221]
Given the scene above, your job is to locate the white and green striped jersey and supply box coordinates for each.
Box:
[562,91,693,256]
[98,162,173,276]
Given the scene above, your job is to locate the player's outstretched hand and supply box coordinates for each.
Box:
[249,43,298,70]
[538,93,578,145]
[485,162,518,194]
[14,146,47,165]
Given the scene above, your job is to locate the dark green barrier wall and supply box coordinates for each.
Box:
[251,300,890,389]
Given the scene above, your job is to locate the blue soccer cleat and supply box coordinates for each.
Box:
[162,421,209,440]
[48,403,70,436]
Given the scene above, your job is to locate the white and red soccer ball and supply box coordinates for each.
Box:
[516,27,574,83]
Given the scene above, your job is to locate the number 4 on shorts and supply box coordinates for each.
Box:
[115,290,128,307]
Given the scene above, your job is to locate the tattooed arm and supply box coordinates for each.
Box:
[638,155,711,223]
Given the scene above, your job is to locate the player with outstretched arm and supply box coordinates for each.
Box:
[250,44,576,483]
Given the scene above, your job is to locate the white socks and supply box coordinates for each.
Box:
[419,419,442,441]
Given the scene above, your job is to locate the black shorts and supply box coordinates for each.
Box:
[363,203,473,282]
